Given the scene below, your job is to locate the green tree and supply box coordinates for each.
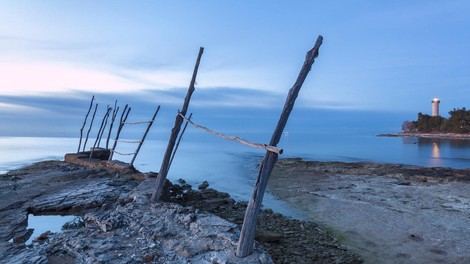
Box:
[412,113,445,133]
[446,108,470,133]
[405,107,470,134]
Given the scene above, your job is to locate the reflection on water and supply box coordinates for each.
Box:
[405,137,470,167]
[418,137,470,147]
[431,142,441,167]
[432,142,440,158]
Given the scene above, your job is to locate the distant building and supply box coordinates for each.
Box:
[432,97,440,117]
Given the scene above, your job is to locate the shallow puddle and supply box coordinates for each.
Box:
[26,214,76,244]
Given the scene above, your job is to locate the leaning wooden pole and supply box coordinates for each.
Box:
[77,95,95,153]
[237,35,323,257]
[89,106,112,159]
[169,112,193,168]
[82,103,98,152]
[97,106,112,147]
[129,105,161,167]
[106,100,119,149]
[151,47,204,202]
[109,105,131,161]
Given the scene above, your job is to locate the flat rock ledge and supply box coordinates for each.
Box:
[0,159,271,263]
[0,157,362,264]
[3,202,270,264]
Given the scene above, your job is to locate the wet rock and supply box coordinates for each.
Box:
[429,248,448,255]
[198,180,209,190]
[409,234,424,242]
[62,216,85,230]
[256,229,284,243]
[35,231,53,244]
[397,180,412,186]
[12,228,33,244]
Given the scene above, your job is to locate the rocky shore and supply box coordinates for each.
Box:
[0,155,361,263]
[268,159,470,264]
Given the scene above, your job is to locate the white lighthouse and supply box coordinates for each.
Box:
[432,97,440,117]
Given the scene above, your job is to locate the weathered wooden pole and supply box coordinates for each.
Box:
[97,106,112,147]
[151,47,204,202]
[129,105,161,167]
[106,100,119,149]
[109,105,131,160]
[77,95,95,153]
[169,112,193,168]
[236,35,323,257]
[82,103,98,152]
[89,106,112,158]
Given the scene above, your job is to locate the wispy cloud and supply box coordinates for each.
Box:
[0,102,45,113]
[0,61,143,96]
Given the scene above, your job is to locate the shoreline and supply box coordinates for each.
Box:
[0,156,361,263]
[268,158,470,263]
[378,132,470,140]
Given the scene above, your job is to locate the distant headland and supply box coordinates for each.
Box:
[380,97,470,139]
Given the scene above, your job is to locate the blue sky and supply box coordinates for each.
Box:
[1,1,469,137]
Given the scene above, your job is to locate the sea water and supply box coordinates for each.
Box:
[1,132,470,215]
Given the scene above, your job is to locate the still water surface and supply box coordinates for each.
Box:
[1,133,470,214]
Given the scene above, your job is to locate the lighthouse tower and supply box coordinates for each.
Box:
[432,97,440,117]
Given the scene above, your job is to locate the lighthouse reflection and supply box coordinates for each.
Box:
[400,136,470,167]
[409,137,470,167]
[420,138,442,167]
[416,138,442,167]
[432,142,440,159]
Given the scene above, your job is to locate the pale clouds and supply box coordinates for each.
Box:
[0,102,45,113]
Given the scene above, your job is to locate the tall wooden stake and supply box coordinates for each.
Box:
[236,35,323,257]
[89,106,112,158]
[77,95,95,153]
[130,105,161,167]
[82,103,98,152]
[109,105,131,160]
[151,47,204,202]
[106,100,119,149]
[97,106,112,147]
[169,112,193,168]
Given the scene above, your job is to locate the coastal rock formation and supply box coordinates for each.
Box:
[269,159,470,264]
[0,158,362,263]
[2,202,271,263]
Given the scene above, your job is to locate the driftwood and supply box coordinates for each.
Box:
[169,113,193,168]
[130,105,161,166]
[178,113,283,154]
[151,47,204,202]
[77,96,95,153]
[82,103,98,152]
[236,35,323,257]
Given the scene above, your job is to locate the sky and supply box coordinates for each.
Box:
[1,1,470,137]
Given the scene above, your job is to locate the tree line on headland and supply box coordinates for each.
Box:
[402,108,470,134]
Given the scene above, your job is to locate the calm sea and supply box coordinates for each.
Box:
[1,132,470,215]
